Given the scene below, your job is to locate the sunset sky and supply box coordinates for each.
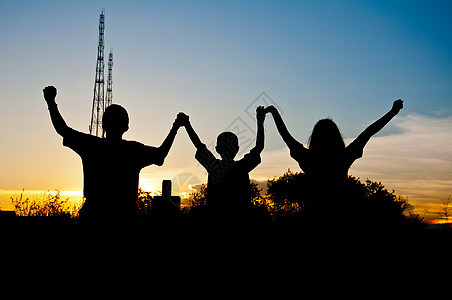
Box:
[1,0,451,221]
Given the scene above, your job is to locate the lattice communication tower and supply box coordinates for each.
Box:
[106,50,113,108]
[90,9,113,137]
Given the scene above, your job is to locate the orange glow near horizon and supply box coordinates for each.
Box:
[0,189,83,211]
[429,218,452,225]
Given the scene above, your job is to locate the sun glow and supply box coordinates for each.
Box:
[429,218,452,225]
[139,178,162,193]
[0,189,84,211]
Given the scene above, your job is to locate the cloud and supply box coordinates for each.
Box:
[138,113,451,219]
[348,113,452,209]
[251,113,452,217]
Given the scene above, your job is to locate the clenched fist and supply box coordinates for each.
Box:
[43,86,57,105]
[391,99,404,114]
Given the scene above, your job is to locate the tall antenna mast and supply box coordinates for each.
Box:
[106,49,113,108]
[90,9,105,137]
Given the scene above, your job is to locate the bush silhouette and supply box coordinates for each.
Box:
[7,172,425,232]
[185,169,425,230]
[265,169,425,229]
[136,188,156,216]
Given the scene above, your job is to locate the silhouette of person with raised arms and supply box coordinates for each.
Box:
[179,106,267,223]
[266,99,404,224]
[43,86,184,222]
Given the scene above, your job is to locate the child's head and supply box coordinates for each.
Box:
[216,132,239,160]
[102,104,129,136]
[308,119,345,154]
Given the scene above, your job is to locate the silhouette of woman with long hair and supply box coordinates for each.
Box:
[266,100,404,224]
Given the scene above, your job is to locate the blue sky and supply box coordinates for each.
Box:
[1,0,451,216]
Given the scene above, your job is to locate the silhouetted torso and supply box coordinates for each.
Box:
[289,138,366,220]
[290,139,364,183]
[195,145,261,216]
[63,130,163,218]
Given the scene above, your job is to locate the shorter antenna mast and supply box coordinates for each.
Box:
[106,49,113,108]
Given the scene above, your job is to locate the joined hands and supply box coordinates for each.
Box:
[174,112,189,128]
[256,105,266,122]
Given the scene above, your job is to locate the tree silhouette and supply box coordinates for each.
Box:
[186,181,272,225]
[136,188,155,216]
[187,183,208,210]
[188,182,266,209]
[266,169,304,207]
[265,169,425,230]
[186,169,425,230]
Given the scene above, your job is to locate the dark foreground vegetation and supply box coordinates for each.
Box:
[2,172,450,240]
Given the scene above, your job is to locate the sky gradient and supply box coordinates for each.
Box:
[1,0,451,221]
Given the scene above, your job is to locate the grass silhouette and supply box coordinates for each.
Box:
[10,190,81,217]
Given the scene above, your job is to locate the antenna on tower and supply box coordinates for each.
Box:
[90,9,106,137]
[106,49,113,108]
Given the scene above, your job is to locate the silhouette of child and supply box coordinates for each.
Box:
[266,100,404,222]
[179,107,266,219]
[43,86,184,220]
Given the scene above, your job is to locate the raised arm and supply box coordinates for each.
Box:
[354,99,404,146]
[180,114,204,149]
[43,86,74,137]
[252,106,266,153]
[157,113,185,160]
[266,105,301,150]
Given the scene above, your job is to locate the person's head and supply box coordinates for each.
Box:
[216,132,239,160]
[102,104,129,138]
[308,119,345,154]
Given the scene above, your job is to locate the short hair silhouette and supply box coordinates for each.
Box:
[308,118,345,153]
[42,86,184,221]
[215,131,239,159]
[102,104,129,134]
[179,107,267,221]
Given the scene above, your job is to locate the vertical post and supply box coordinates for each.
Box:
[152,180,181,218]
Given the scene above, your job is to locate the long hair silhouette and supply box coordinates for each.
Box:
[308,118,345,154]
[266,100,404,223]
